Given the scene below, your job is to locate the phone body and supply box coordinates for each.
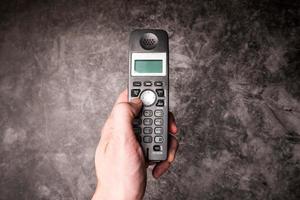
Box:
[128,29,169,161]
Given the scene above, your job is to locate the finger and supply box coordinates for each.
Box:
[152,135,179,178]
[127,98,143,118]
[168,112,177,135]
[114,89,142,119]
[112,89,142,120]
[152,161,170,178]
[114,89,128,104]
[112,99,143,134]
[166,135,179,163]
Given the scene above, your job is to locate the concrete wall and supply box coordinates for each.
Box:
[0,0,299,199]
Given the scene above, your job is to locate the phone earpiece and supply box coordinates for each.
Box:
[140,33,158,50]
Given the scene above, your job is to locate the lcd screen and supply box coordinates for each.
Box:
[134,60,162,73]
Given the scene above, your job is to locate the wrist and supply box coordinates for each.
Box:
[92,185,143,200]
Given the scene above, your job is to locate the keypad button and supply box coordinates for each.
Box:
[154,118,163,126]
[143,136,152,143]
[153,145,162,151]
[140,90,156,106]
[133,118,141,126]
[156,89,164,97]
[154,136,164,143]
[154,81,163,86]
[154,110,164,117]
[133,127,141,134]
[131,89,140,97]
[143,118,153,125]
[154,127,163,134]
[144,81,152,86]
[143,110,153,117]
[133,81,141,86]
[137,135,142,142]
[137,111,142,117]
[156,99,164,107]
[143,127,153,134]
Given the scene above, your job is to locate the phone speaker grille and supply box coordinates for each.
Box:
[140,33,158,50]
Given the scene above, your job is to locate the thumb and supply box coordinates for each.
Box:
[111,98,143,135]
[128,98,143,118]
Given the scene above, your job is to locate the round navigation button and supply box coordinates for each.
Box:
[140,90,156,106]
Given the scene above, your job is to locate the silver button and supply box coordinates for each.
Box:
[154,136,164,143]
[154,110,163,117]
[154,127,163,134]
[154,118,163,126]
[140,90,156,106]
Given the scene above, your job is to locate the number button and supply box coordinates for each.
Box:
[133,81,141,86]
[137,135,141,142]
[154,118,163,126]
[156,89,164,97]
[154,127,163,134]
[143,136,152,143]
[154,136,164,143]
[156,99,164,107]
[131,89,140,97]
[133,118,141,126]
[144,81,152,86]
[133,127,141,134]
[143,127,153,134]
[154,110,164,117]
[143,110,153,117]
[143,118,153,125]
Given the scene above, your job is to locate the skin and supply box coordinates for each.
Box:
[92,90,179,200]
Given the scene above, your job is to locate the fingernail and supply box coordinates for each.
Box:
[174,126,178,133]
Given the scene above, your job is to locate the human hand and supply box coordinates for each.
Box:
[92,89,179,200]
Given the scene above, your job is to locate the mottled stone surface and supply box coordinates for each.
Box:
[0,0,299,199]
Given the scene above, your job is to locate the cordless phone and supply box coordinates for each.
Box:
[128,29,169,161]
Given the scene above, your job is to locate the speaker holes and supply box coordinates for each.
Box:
[140,33,158,50]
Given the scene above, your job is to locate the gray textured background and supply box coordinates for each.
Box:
[0,0,300,199]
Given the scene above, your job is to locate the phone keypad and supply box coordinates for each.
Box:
[143,118,153,125]
[143,110,153,117]
[143,136,152,143]
[131,89,140,97]
[134,127,141,134]
[154,110,163,117]
[133,118,141,126]
[137,136,142,142]
[154,136,164,143]
[156,99,164,107]
[154,118,163,126]
[131,81,166,147]
[156,89,164,97]
[143,127,153,134]
[154,127,163,134]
